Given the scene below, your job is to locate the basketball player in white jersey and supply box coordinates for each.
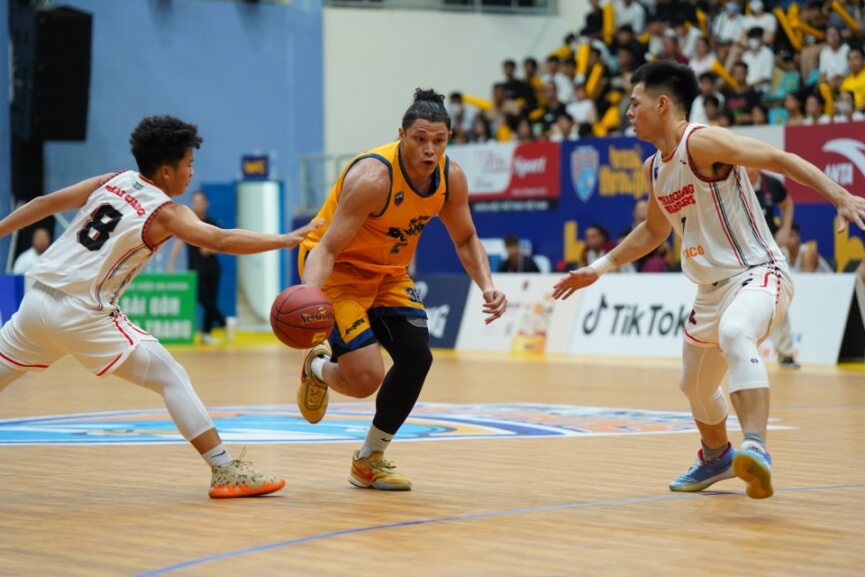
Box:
[0,116,321,498]
[553,61,865,499]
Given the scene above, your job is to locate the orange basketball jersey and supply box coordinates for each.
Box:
[300,141,449,276]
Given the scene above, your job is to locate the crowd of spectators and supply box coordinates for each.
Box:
[449,0,865,145]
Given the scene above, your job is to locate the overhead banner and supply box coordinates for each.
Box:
[446,141,560,211]
[412,274,472,349]
[456,273,582,354]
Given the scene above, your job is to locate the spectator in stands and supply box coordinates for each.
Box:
[740,0,776,46]
[689,36,717,78]
[613,25,647,67]
[614,0,647,35]
[541,56,574,106]
[626,198,670,272]
[581,0,604,39]
[549,112,577,142]
[447,92,474,135]
[12,227,52,275]
[818,26,850,91]
[531,82,567,137]
[723,61,761,124]
[644,16,667,62]
[672,18,702,60]
[828,0,862,38]
[470,114,494,143]
[799,0,830,82]
[498,234,540,273]
[614,45,639,83]
[522,57,543,104]
[660,33,689,65]
[656,0,697,25]
[785,223,833,273]
[741,27,774,93]
[566,83,598,128]
[485,82,521,140]
[559,58,577,103]
[703,94,724,126]
[712,1,745,64]
[691,72,725,124]
[840,46,865,112]
[515,116,535,142]
[833,90,865,122]
[502,59,536,112]
[803,93,831,124]
[783,91,806,125]
[582,224,636,272]
[751,104,770,125]
[717,109,737,127]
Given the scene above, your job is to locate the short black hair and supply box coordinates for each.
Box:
[748,27,764,39]
[130,115,202,178]
[850,46,865,58]
[503,59,516,68]
[630,61,699,114]
[698,71,717,83]
[524,57,538,68]
[402,88,451,131]
[504,234,520,247]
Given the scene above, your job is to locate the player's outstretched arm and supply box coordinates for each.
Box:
[302,158,390,288]
[0,174,111,239]
[439,161,507,324]
[689,126,865,231]
[553,159,671,300]
[149,203,322,255]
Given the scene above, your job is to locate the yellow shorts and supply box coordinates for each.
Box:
[299,254,425,355]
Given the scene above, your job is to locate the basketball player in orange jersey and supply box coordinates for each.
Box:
[553,61,865,499]
[297,89,507,490]
[0,116,321,498]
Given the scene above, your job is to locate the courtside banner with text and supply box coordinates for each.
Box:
[456,274,582,354]
[412,274,472,349]
[446,141,560,211]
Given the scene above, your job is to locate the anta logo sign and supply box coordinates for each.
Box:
[822,138,865,186]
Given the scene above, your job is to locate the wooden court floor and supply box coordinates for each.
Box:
[0,341,862,577]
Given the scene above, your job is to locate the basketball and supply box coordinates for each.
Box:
[269,285,335,349]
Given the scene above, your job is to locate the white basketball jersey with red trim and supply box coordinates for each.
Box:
[28,171,174,311]
[651,123,784,285]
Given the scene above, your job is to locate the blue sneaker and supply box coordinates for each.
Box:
[733,445,774,499]
[669,444,735,492]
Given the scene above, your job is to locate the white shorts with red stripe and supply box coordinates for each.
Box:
[684,262,794,348]
[0,282,156,376]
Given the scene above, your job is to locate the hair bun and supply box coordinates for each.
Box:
[414,88,444,105]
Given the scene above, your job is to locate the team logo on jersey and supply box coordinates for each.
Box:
[387,215,431,254]
[570,146,599,202]
[0,403,795,445]
[394,192,405,206]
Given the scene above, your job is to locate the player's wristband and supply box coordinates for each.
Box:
[589,254,615,276]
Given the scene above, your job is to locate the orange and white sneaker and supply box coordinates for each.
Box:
[349,451,412,491]
[209,452,285,498]
[298,341,332,424]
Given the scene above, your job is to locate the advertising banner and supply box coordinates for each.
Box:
[118,273,198,345]
[456,274,582,354]
[412,274,472,349]
[446,141,560,211]
[784,123,865,204]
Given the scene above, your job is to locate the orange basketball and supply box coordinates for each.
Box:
[270,285,335,349]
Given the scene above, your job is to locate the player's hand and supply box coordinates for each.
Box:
[836,192,865,232]
[552,267,598,300]
[482,289,507,325]
[284,218,325,248]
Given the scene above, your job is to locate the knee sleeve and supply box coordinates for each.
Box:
[370,315,433,434]
[113,341,214,440]
[719,290,774,393]
[679,342,729,425]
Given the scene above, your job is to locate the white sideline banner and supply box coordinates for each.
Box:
[569,274,696,358]
[455,274,582,354]
[566,273,858,365]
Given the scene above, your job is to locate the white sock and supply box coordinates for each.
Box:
[358,424,392,458]
[311,356,328,381]
[202,443,232,467]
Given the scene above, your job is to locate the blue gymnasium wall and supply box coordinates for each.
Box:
[0,0,11,266]
[39,0,323,213]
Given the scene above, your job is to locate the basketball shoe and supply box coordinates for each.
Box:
[349,451,412,491]
[669,443,735,492]
[733,444,774,499]
[298,341,332,424]
[209,451,285,498]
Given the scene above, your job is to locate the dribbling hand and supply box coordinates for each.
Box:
[552,267,599,300]
[284,218,325,248]
[482,289,507,324]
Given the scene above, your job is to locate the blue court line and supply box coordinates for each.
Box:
[135,483,865,577]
